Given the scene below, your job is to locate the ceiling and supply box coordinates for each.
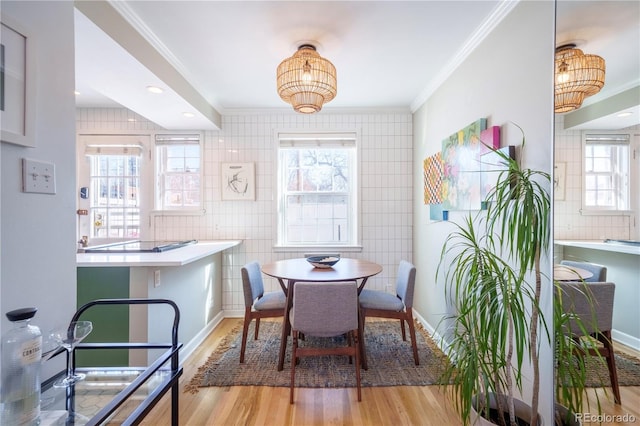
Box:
[74,1,640,130]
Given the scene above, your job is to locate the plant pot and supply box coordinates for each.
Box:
[471,393,544,426]
[554,403,581,426]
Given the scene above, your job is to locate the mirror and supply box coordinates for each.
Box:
[554,0,640,419]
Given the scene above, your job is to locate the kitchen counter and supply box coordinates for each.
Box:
[555,239,640,351]
[76,239,242,366]
[554,240,640,256]
[77,240,242,267]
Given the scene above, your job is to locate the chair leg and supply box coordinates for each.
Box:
[353,330,362,402]
[358,308,368,370]
[400,319,406,341]
[240,309,252,364]
[254,318,261,340]
[290,330,299,404]
[406,310,419,366]
[600,331,621,404]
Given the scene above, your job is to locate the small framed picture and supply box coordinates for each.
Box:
[1,16,36,147]
[221,163,255,200]
[554,162,566,201]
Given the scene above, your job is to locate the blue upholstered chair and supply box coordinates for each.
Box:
[240,261,286,363]
[556,281,620,404]
[290,281,361,403]
[358,260,419,366]
[559,260,607,282]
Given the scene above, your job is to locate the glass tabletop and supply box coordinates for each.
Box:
[41,368,174,425]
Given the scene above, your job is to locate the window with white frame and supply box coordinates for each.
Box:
[582,133,630,212]
[277,132,359,247]
[154,134,202,211]
[79,135,149,241]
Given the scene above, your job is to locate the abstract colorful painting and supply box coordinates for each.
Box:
[430,203,446,221]
[423,152,443,204]
[441,119,487,210]
[480,126,501,155]
[480,145,514,204]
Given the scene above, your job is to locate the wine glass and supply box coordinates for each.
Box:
[53,321,93,388]
[41,325,67,363]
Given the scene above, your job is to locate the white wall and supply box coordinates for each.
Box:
[412,1,555,423]
[76,108,414,313]
[0,1,77,380]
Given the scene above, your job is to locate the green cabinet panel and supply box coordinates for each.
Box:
[76,267,130,367]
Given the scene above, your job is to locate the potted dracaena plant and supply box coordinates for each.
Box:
[437,123,550,426]
[553,278,609,426]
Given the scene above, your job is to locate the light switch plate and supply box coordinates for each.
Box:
[22,158,57,194]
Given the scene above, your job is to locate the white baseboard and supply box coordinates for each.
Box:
[412,309,450,356]
[179,311,225,363]
[416,311,640,356]
[224,309,244,318]
[612,328,640,352]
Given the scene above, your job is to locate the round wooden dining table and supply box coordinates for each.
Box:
[553,264,594,281]
[262,258,383,371]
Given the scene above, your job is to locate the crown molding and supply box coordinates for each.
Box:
[410,0,520,112]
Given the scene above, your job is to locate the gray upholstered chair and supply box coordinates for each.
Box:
[559,260,607,282]
[556,281,620,404]
[358,260,418,366]
[290,281,361,403]
[240,261,286,363]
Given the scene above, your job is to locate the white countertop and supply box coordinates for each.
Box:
[77,240,242,267]
[554,240,640,256]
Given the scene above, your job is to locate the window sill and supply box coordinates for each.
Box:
[579,209,632,216]
[151,209,205,216]
[273,245,363,253]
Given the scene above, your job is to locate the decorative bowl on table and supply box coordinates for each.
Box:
[306,255,340,269]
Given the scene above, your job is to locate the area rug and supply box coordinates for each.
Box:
[185,319,450,393]
[584,351,640,387]
[185,319,640,393]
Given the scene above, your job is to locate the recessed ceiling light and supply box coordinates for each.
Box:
[182,112,195,118]
[146,85,164,94]
[617,111,633,118]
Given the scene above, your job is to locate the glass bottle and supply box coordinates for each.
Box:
[1,307,42,426]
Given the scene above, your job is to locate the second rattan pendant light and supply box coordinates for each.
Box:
[555,44,605,113]
[276,44,337,114]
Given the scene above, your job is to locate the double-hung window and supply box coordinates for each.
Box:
[582,132,631,212]
[277,132,359,248]
[154,134,202,211]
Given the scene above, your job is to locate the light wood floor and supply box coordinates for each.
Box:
[141,319,639,426]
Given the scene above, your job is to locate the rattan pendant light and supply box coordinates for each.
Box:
[276,44,337,113]
[555,44,605,113]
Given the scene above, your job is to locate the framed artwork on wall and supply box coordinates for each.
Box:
[1,15,36,147]
[441,119,487,211]
[423,152,443,205]
[221,162,256,200]
[480,145,516,206]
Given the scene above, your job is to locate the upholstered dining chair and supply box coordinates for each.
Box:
[240,261,287,363]
[560,260,607,282]
[358,260,419,366]
[290,281,361,404]
[556,281,621,404]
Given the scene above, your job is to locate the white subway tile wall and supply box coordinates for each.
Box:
[554,114,637,240]
[77,108,414,314]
